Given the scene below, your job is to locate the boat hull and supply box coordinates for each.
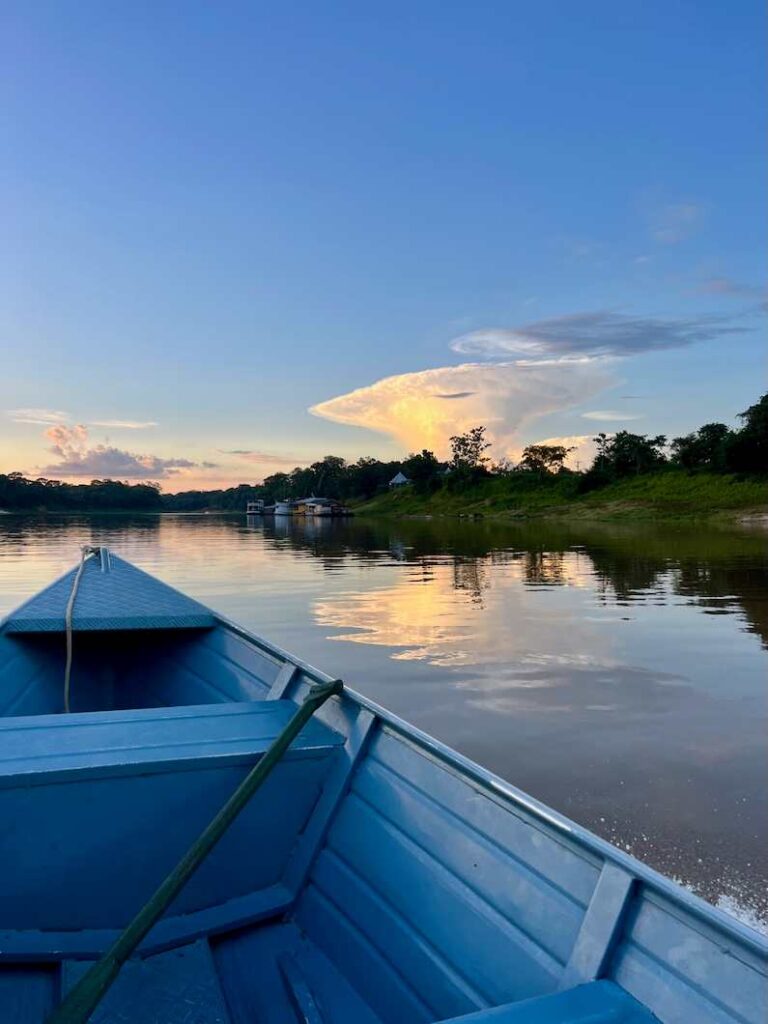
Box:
[0,552,764,1023]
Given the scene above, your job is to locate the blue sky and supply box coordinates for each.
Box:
[2,1,765,489]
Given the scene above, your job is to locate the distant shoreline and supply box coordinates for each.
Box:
[2,471,767,523]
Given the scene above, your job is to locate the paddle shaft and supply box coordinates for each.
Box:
[46,678,343,1024]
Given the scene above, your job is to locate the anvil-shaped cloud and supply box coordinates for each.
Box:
[310,360,611,458]
[310,308,750,458]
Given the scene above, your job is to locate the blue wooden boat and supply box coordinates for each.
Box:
[0,547,765,1023]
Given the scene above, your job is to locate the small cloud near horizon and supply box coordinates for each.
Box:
[38,424,205,480]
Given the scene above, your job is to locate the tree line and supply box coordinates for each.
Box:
[1,392,765,512]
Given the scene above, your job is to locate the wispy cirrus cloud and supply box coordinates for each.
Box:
[39,424,206,480]
[581,410,644,422]
[219,449,304,465]
[7,410,157,429]
[697,276,767,305]
[450,310,747,360]
[7,408,69,425]
[90,419,158,429]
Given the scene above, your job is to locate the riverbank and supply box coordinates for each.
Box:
[352,470,768,522]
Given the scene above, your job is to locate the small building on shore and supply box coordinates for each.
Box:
[389,471,410,488]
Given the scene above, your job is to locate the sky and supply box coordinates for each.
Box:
[2,1,765,490]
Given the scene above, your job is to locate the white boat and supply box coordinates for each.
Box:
[274,500,292,516]
[305,499,333,517]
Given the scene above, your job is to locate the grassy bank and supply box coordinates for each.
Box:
[352,470,768,521]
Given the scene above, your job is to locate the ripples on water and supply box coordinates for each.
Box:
[1,512,766,931]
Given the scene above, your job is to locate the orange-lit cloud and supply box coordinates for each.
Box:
[39,424,205,480]
[310,360,611,459]
[219,449,305,466]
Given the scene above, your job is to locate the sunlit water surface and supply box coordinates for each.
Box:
[1,513,766,931]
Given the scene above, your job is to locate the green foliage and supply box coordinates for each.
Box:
[356,470,768,519]
[591,431,668,479]
[670,422,732,470]
[519,444,574,474]
[725,393,768,473]
[449,426,491,471]
[0,473,163,512]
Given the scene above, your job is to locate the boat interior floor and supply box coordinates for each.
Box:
[2,921,656,1024]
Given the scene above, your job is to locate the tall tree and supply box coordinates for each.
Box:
[591,432,667,478]
[449,426,491,471]
[519,444,574,474]
[725,393,768,473]
[670,423,732,470]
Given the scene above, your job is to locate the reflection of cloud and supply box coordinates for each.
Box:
[38,424,203,480]
[7,408,69,425]
[317,576,472,665]
[450,310,746,360]
[315,555,690,717]
[315,553,602,670]
[311,360,610,458]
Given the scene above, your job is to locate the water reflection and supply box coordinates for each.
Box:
[1,512,766,928]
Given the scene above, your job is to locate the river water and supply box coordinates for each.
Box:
[1,512,766,930]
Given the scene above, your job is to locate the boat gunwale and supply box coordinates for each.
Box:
[1,568,765,961]
[213,610,768,961]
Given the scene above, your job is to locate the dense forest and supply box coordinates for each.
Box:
[1,393,765,513]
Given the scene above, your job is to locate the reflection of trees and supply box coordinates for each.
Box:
[6,511,764,649]
[250,515,768,649]
[520,550,571,587]
[452,559,488,604]
[675,564,768,650]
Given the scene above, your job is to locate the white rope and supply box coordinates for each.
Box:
[63,546,100,713]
